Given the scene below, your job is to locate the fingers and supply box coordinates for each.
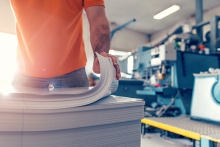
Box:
[99,52,121,80]
[114,63,121,80]
[106,54,121,80]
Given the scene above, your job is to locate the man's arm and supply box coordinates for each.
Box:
[85,6,121,80]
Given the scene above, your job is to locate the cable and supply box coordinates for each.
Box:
[156,90,180,117]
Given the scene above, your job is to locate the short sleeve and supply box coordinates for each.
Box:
[83,0,105,8]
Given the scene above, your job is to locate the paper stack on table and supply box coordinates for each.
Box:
[0,53,145,147]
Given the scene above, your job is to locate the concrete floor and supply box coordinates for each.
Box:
[141,133,193,147]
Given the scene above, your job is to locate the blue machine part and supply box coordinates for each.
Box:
[161,51,220,114]
[134,46,151,70]
[157,96,186,115]
[113,79,156,107]
[175,51,220,89]
[200,137,215,147]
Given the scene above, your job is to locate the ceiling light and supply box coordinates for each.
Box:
[154,5,180,20]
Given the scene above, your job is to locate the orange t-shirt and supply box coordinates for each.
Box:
[10,0,104,78]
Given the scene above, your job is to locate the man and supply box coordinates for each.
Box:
[10,0,120,88]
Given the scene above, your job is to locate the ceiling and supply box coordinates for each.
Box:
[1,0,220,35]
[105,0,220,34]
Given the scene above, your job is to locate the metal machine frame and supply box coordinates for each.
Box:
[193,16,220,54]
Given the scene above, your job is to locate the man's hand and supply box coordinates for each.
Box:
[93,52,121,80]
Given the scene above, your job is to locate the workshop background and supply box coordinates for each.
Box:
[0,0,220,78]
[1,0,220,147]
[0,0,220,81]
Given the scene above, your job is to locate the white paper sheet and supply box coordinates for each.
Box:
[0,53,119,109]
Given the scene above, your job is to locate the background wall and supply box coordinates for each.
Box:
[110,24,149,51]
[0,0,15,34]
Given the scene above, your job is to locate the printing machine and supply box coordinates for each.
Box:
[114,15,220,117]
[134,16,220,116]
[135,44,220,116]
[139,15,220,144]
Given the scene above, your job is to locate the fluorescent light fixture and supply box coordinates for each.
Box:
[154,5,180,20]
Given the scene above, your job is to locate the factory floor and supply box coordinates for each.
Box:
[141,133,193,147]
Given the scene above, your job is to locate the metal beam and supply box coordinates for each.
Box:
[110,19,136,40]
[210,16,220,54]
[195,0,203,42]
[193,21,209,29]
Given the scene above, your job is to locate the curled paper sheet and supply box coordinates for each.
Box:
[0,53,119,109]
[0,53,145,147]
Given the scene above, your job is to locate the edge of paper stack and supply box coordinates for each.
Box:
[0,53,145,147]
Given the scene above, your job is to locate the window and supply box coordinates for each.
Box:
[0,32,17,85]
[109,49,133,75]
[127,55,134,74]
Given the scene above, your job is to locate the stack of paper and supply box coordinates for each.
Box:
[0,53,144,147]
[0,96,144,147]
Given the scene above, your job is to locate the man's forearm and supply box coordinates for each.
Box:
[86,6,120,79]
[90,23,110,58]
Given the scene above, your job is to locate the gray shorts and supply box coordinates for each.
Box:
[12,67,89,88]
